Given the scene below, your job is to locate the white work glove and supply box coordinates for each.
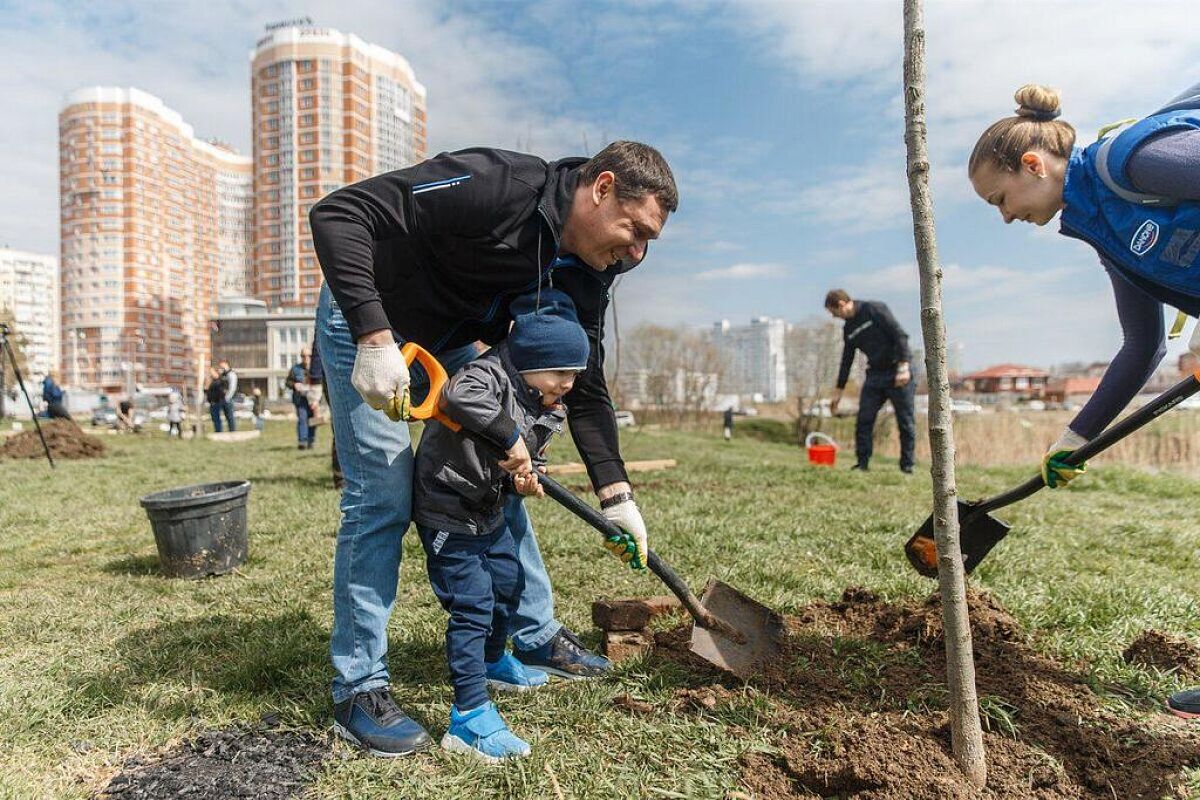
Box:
[351,344,410,421]
[1042,428,1089,488]
[601,497,649,572]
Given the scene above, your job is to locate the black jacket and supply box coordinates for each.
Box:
[413,343,565,535]
[836,300,912,388]
[310,148,632,488]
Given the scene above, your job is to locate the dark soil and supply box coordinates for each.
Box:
[1124,630,1200,677]
[97,720,329,799]
[652,587,1200,799]
[0,419,106,460]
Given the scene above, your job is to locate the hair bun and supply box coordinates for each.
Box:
[1014,84,1062,122]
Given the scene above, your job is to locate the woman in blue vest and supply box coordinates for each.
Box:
[969,83,1200,720]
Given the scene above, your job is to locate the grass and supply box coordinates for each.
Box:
[2,420,1200,798]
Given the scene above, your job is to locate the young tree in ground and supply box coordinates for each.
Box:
[0,305,32,417]
[902,0,987,787]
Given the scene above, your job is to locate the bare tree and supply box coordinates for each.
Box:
[903,0,987,788]
[623,323,721,421]
[786,317,844,444]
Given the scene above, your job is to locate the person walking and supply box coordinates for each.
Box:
[825,289,916,473]
[287,348,317,450]
[218,359,237,432]
[205,367,227,433]
[251,387,265,432]
[166,388,184,437]
[968,82,1200,719]
[308,338,343,489]
[722,407,734,441]
[311,140,675,756]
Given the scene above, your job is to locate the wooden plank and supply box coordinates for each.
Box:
[545,458,676,476]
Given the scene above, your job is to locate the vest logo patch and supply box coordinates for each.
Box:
[1130,220,1160,256]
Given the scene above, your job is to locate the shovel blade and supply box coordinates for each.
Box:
[689,579,786,679]
[904,499,1012,578]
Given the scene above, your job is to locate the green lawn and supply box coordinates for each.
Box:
[1,421,1199,798]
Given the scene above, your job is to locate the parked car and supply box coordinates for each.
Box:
[950,399,984,415]
[91,405,118,427]
[614,410,636,428]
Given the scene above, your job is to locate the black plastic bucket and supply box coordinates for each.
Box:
[139,481,251,578]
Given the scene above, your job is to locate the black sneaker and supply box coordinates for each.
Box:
[900,465,915,474]
[850,463,869,471]
[514,627,611,679]
[1167,687,1200,719]
[333,687,434,757]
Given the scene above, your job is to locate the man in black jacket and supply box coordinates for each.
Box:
[825,289,916,473]
[311,141,677,757]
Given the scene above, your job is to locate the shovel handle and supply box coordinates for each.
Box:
[973,371,1200,518]
[535,474,733,634]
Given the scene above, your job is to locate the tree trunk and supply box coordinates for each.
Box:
[901,0,987,788]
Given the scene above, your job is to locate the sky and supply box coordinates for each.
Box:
[3,0,1200,371]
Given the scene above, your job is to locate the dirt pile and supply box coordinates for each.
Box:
[652,587,1200,799]
[98,722,328,799]
[0,420,105,460]
[1123,630,1200,676]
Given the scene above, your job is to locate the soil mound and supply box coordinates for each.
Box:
[653,587,1200,799]
[98,722,328,799]
[1123,630,1200,676]
[1,420,105,460]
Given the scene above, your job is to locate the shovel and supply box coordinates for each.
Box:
[400,342,786,678]
[905,370,1200,578]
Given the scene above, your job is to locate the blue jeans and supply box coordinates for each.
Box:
[417,521,520,711]
[295,399,316,446]
[222,400,237,432]
[317,284,561,703]
[209,403,223,432]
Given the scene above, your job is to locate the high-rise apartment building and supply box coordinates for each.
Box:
[712,317,790,402]
[59,87,253,395]
[250,21,427,311]
[0,247,59,381]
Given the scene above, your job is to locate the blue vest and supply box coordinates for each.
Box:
[1059,109,1200,315]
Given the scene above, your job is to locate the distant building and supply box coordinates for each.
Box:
[250,20,428,312]
[1043,376,1101,406]
[0,247,59,380]
[961,364,1049,396]
[712,317,789,402]
[210,304,314,400]
[59,87,252,395]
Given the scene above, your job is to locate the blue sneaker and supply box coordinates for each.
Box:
[486,652,549,693]
[441,702,531,763]
[514,627,611,680]
[332,686,434,757]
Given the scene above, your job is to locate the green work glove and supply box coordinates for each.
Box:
[1041,429,1088,488]
[602,531,646,571]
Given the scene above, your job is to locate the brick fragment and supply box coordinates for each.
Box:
[603,629,653,662]
[592,595,682,631]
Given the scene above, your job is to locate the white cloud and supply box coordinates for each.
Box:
[0,0,603,254]
[695,262,787,281]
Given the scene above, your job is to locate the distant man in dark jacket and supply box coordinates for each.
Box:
[825,289,916,473]
[311,140,676,756]
[41,373,71,419]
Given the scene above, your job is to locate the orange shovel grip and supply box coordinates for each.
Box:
[399,342,461,431]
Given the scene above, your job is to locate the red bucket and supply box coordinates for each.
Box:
[805,432,838,467]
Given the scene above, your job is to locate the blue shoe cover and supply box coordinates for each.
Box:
[441,702,531,763]
[486,652,549,692]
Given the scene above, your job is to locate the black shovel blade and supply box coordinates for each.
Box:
[903,500,1012,578]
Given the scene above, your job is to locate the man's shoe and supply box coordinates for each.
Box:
[332,686,434,757]
[514,627,611,680]
[1167,687,1200,719]
[851,463,869,471]
[486,652,548,693]
[441,702,531,763]
[900,465,915,475]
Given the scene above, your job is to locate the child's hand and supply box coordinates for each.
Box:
[512,470,544,498]
[500,436,532,475]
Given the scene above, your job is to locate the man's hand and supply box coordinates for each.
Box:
[512,470,544,498]
[601,497,648,571]
[1041,428,1088,488]
[351,335,410,421]
[499,436,533,475]
[830,388,843,416]
[894,362,911,388]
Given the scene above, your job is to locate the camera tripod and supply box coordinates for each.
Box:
[0,322,54,467]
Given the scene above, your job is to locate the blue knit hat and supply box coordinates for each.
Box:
[508,287,590,374]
